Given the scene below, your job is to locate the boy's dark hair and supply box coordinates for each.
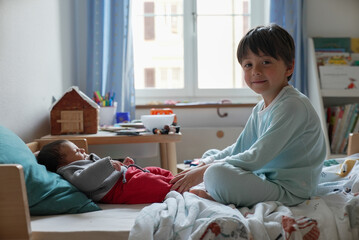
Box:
[37,140,68,172]
[237,23,295,80]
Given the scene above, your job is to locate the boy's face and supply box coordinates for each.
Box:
[240,50,294,107]
[59,141,90,167]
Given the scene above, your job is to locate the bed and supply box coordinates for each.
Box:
[1,124,359,240]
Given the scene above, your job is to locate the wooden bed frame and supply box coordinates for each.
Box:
[0,139,89,240]
[1,134,359,240]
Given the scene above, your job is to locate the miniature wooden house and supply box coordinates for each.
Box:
[50,87,99,135]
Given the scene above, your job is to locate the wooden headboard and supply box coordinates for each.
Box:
[0,138,88,240]
[0,164,31,240]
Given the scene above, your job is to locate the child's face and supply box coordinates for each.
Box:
[241,50,294,107]
[59,141,90,167]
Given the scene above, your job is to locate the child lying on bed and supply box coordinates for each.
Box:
[170,24,327,207]
[37,140,173,204]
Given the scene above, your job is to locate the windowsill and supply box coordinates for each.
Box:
[136,102,256,109]
[135,90,262,106]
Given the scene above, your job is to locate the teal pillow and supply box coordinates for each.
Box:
[0,125,101,215]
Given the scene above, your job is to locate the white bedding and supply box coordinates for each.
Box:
[129,154,359,240]
[31,204,149,240]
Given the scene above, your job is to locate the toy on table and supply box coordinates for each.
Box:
[152,125,180,135]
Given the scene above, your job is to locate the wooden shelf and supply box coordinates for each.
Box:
[308,37,359,158]
[321,89,359,97]
[328,154,346,159]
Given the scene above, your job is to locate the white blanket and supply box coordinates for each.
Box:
[129,154,359,240]
[129,191,250,240]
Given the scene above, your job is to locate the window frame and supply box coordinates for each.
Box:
[135,0,269,105]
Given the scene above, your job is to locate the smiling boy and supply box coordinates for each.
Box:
[171,24,327,207]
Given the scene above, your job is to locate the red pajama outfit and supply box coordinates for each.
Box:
[101,166,174,204]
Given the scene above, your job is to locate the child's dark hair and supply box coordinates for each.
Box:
[37,140,68,172]
[237,24,295,80]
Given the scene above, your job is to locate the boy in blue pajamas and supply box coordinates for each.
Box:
[170,24,326,207]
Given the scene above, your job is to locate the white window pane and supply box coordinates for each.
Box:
[132,0,184,90]
[197,0,246,15]
[197,16,248,89]
[197,0,250,89]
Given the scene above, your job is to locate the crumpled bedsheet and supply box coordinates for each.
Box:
[129,154,359,240]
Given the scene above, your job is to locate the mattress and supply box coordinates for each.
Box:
[30,203,149,240]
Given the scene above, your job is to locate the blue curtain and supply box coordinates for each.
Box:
[86,0,135,120]
[270,0,307,96]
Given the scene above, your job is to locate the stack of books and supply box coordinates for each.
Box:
[314,37,359,90]
[326,103,359,154]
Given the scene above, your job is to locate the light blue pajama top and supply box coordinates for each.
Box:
[202,86,327,199]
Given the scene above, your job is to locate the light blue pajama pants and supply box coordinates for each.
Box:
[202,150,306,207]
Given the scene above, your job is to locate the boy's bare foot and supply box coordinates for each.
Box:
[189,189,215,201]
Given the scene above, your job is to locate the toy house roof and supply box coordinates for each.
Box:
[50,86,100,110]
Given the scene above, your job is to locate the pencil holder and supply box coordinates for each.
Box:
[99,102,117,126]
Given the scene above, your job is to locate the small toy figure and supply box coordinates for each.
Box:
[346,78,357,89]
[152,125,180,135]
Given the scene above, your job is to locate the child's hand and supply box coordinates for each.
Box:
[110,160,124,171]
[123,157,135,166]
[170,163,210,193]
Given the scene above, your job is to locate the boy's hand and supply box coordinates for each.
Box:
[123,157,135,165]
[170,162,209,193]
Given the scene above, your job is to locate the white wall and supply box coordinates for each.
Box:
[305,0,359,37]
[0,0,76,142]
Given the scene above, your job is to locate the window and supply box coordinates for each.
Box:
[132,0,269,104]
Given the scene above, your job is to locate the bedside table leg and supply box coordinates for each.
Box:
[159,142,178,175]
